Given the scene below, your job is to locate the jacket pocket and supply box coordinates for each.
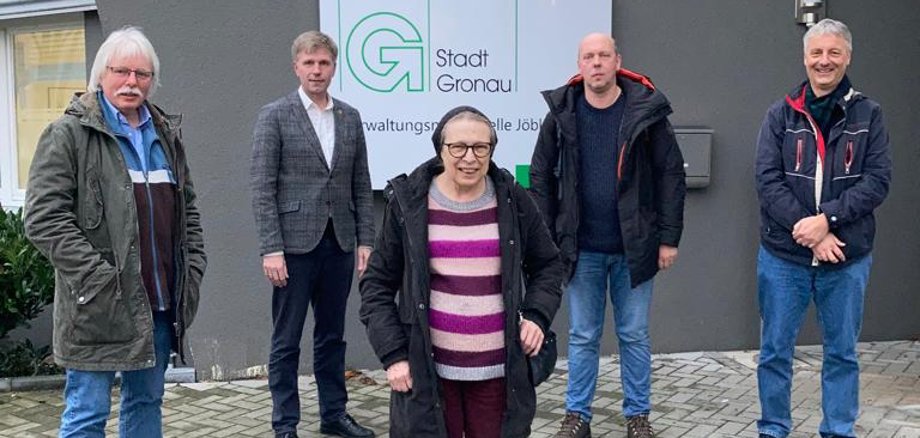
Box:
[761,217,794,254]
[182,260,202,330]
[70,261,137,345]
[278,200,301,214]
[82,177,104,230]
[830,130,867,191]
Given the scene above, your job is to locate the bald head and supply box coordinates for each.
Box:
[578,33,617,60]
[577,32,621,99]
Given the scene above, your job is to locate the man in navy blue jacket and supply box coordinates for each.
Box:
[754,19,891,438]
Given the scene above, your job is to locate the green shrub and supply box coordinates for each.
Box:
[0,206,54,340]
[0,339,61,378]
[0,205,57,377]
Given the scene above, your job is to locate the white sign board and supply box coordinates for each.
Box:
[320,0,612,188]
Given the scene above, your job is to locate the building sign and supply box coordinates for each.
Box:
[321,0,611,187]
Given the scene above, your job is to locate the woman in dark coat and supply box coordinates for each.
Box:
[359,106,565,437]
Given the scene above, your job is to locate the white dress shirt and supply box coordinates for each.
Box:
[298,86,335,168]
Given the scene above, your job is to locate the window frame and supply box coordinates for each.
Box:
[0,13,86,208]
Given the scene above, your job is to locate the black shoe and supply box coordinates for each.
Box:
[275,433,298,438]
[320,413,375,437]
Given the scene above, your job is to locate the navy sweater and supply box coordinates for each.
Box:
[576,91,626,254]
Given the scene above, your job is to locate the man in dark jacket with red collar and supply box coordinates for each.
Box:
[754,19,891,438]
[530,33,686,438]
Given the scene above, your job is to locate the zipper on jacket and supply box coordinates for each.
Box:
[112,127,167,311]
[615,104,668,189]
[616,141,627,181]
[806,116,822,268]
[795,138,803,172]
[554,120,565,202]
[143,175,166,310]
[844,140,854,175]
[785,93,827,267]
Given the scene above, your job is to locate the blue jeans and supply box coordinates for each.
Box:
[59,311,174,438]
[565,251,654,421]
[757,246,871,438]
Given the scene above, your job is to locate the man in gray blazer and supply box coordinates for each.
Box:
[250,31,374,438]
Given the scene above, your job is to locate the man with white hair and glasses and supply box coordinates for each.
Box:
[754,18,891,438]
[24,26,207,438]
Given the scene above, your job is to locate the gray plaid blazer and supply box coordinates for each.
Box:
[250,91,374,255]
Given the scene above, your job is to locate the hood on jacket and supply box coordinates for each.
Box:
[541,68,672,140]
[429,105,497,156]
[64,91,182,134]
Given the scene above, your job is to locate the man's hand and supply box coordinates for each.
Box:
[813,232,846,264]
[386,360,412,392]
[658,245,678,270]
[793,214,829,248]
[262,254,288,287]
[356,246,372,277]
[520,318,545,357]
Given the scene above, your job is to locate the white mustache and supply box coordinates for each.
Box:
[116,88,142,97]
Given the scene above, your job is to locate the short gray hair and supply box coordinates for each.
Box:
[291,31,338,61]
[803,19,852,53]
[88,26,160,97]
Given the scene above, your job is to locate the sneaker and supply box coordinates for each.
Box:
[555,412,591,438]
[626,414,654,438]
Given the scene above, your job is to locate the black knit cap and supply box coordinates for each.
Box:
[430,105,497,155]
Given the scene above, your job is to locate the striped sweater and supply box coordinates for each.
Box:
[428,178,505,381]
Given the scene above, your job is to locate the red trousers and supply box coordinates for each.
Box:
[440,377,506,438]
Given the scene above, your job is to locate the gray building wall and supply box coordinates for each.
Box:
[78,0,918,380]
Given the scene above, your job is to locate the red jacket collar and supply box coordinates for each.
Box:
[566,68,656,91]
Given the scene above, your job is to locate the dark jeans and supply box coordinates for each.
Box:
[440,377,506,438]
[269,227,355,433]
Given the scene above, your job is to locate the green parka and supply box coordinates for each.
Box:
[24,92,206,371]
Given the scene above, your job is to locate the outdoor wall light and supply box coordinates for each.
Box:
[795,0,826,26]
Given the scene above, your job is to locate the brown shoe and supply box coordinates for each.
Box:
[555,412,591,438]
[626,414,655,438]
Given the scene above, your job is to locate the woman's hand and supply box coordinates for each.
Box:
[520,319,545,357]
[386,360,413,392]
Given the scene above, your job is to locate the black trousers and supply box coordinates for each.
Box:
[268,225,355,433]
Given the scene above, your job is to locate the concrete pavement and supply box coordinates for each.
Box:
[0,340,917,437]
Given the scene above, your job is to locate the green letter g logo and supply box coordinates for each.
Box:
[346,12,424,92]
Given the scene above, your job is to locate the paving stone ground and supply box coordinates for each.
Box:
[1,340,917,437]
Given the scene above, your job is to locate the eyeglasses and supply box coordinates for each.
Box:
[106,66,155,81]
[443,142,492,158]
